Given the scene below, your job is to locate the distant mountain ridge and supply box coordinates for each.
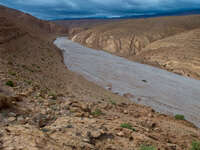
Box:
[51,8,200,21]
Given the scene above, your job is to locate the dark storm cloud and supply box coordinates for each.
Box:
[0,0,200,20]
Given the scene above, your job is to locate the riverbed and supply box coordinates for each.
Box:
[54,37,200,127]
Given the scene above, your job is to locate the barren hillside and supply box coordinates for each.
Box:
[137,28,200,79]
[65,15,200,79]
[0,5,68,34]
[0,5,200,150]
[54,19,121,38]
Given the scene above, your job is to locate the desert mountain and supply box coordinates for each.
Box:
[60,15,200,79]
[0,5,200,150]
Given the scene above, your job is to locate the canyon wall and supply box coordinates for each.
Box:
[68,15,200,79]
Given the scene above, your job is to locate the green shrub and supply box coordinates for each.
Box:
[191,141,200,150]
[91,109,103,116]
[175,114,185,120]
[6,81,14,87]
[110,100,116,105]
[140,145,157,150]
[41,128,51,133]
[120,123,136,131]
[9,71,16,76]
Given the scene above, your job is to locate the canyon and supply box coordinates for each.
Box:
[57,15,200,79]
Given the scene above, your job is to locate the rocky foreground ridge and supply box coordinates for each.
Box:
[0,5,200,150]
[65,15,200,79]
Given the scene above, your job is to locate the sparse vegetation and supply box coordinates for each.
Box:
[91,109,103,116]
[140,145,157,150]
[110,100,116,105]
[41,128,51,133]
[9,71,16,76]
[175,114,185,120]
[6,80,14,87]
[190,141,200,150]
[120,123,136,131]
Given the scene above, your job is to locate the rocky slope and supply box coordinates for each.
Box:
[68,15,200,79]
[138,28,200,79]
[0,5,200,150]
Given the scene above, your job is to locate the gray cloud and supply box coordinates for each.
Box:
[0,0,200,20]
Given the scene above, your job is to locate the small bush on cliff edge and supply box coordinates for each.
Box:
[120,123,136,131]
[191,141,200,150]
[175,114,185,120]
[6,80,14,87]
[91,109,103,116]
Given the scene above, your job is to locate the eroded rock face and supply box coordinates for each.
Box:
[70,15,200,57]
[72,31,150,56]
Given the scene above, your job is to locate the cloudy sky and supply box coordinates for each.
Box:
[0,0,200,20]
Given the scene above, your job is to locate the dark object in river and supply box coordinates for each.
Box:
[142,80,148,83]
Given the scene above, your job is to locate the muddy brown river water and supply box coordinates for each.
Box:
[54,37,200,127]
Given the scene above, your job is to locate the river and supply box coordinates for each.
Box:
[54,37,200,127]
